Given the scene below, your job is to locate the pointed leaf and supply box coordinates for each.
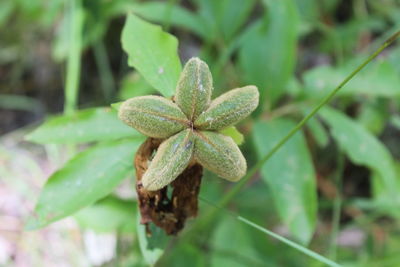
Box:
[142,129,194,191]
[253,119,317,244]
[26,108,140,144]
[195,86,259,130]
[194,131,246,182]
[121,13,182,97]
[119,96,189,139]
[25,137,144,230]
[175,57,213,120]
[239,0,299,106]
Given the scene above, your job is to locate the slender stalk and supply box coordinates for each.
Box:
[198,29,400,229]
[200,197,342,267]
[64,0,84,115]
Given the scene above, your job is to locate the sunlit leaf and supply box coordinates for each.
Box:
[121,13,182,97]
[25,137,144,230]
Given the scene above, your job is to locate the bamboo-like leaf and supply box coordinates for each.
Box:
[119,96,189,139]
[195,86,259,130]
[194,131,246,182]
[142,129,194,191]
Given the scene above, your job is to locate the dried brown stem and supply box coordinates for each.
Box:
[134,138,203,235]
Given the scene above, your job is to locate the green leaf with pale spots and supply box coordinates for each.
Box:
[253,119,317,244]
[26,108,140,144]
[25,137,144,230]
[121,13,182,97]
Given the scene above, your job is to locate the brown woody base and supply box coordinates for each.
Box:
[134,138,203,235]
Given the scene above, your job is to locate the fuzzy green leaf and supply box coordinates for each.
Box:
[121,13,182,97]
[195,86,259,131]
[25,137,144,230]
[194,131,246,182]
[175,57,213,120]
[142,129,194,191]
[119,96,189,139]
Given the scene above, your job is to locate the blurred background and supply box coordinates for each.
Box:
[1,0,400,266]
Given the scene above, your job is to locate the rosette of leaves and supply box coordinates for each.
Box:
[119,57,259,191]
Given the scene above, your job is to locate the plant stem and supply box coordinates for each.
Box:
[93,40,115,102]
[200,197,342,267]
[198,29,400,229]
[64,0,84,115]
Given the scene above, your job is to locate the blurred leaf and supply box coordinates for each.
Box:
[239,0,299,107]
[218,126,244,145]
[159,242,206,267]
[319,107,400,200]
[390,114,400,130]
[121,13,182,97]
[26,108,140,144]
[137,219,169,266]
[25,137,144,230]
[75,196,136,233]
[0,94,43,113]
[195,0,256,42]
[111,102,123,111]
[0,0,15,27]
[303,61,400,98]
[356,101,388,135]
[118,72,155,100]
[131,2,208,39]
[306,117,329,148]
[211,217,262,267]
[253,119,317,244]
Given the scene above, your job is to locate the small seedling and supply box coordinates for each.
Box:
[119,57,259,191]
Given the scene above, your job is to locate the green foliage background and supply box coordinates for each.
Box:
[1,0,400,266]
